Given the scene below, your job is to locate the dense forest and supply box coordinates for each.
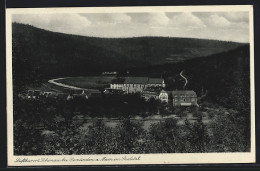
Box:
[12,23,245,78]
[14,94,250,155]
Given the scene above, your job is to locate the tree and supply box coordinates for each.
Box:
[115,118,145,154]
[12,37,42,95]
[209,111,250,152]
[184,117,210,152]
[147,118,185,153]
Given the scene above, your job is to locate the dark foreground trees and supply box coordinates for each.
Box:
[13,95,250,155]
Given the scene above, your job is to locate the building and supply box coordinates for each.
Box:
[69,89,101,99]
[102,71,118,76]
[27,90,41,99]
[146,78,165,88]
[110,78,125,90]
[123,77,149,93]
[87,89,102,98]
[141,89,160,101]
[108,77,165,94]
[158,90,168,103]
[103,88,125,95]
[142,89,168,103]
[172,90,198,106]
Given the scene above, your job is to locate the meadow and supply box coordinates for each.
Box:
[55,76,115,89]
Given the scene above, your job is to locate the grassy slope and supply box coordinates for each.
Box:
[12,23,245,78]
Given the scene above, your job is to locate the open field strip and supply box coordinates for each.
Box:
[48,77,83,90]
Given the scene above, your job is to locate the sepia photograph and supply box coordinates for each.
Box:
[6,5,255,166]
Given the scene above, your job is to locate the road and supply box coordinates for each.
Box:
[48,77,83,90]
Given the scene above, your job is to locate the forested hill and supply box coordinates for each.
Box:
[12,22,246,78]
[130,45,250,112]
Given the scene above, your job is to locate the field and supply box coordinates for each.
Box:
[55,76,116,89]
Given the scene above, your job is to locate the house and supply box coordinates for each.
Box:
[102,71,118,76]
[87,89,102,98]
[27,90,41,99]
[142,89,168,103]
[141,90,159,101]
[146,78,165,88]
[158,90,168,103]
[172,90,198,107]
[123,77,149,93]
[103,88,125,95]
[69,89,101,99]
[110,78,125,90]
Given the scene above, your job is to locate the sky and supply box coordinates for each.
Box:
[12,12,249,43]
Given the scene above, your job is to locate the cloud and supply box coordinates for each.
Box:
[79,13,131,24]
[128,13,170,26]
[12,14,91,35]
[222,12,249,23]
[208,14,231,28]
[193,12,249,28]
[169,12,206,29]
[12,12,250,43]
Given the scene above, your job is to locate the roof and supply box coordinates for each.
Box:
[124,77,149,84]
[172,90,197,96]
[160,90,167,94]
[142,91,159,96]
[111,78,125,84]
[147,78,164,84]
[142,89,168,95]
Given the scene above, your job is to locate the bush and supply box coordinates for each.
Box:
[193,110,203,118]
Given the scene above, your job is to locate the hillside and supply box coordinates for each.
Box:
[130,45,251,112]
[12,23,246,78]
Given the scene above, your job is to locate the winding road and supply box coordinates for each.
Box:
[180,70,188,88]
[48,77,83,90]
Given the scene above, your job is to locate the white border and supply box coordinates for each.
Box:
[6,5,255,166]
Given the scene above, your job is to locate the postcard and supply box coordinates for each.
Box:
[6,5,255,166]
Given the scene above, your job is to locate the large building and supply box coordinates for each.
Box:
[109,77,165,93]
[109,77,198,107]
[147,78,166,88]
[123,77,149,93]
[110,78,125,90]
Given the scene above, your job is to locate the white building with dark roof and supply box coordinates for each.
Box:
[110,78,125,90]
[109,76,165,94]
[146,78,165,88]
[172,90,198,106]
[123,77,149,93]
